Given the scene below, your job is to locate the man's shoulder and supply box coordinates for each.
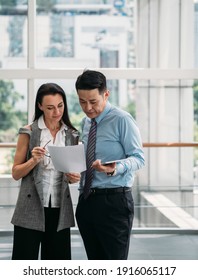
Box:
[110,105,132,118]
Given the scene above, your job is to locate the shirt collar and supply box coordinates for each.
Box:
[38,115,66,131]
[95,101,112,124]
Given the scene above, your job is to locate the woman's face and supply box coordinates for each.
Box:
[38,94,64,123]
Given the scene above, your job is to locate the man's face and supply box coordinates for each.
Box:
[77,88,109,119]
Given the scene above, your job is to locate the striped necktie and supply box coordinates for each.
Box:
[83,118,97,199]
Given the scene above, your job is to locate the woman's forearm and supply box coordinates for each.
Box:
[12,157,39,181]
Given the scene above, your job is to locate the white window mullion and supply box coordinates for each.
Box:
[28,0,36,68]
[27,0,36,123]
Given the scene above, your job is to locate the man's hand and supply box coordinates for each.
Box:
[92,159,116,173]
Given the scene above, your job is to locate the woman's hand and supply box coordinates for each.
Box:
[65,172,81,184]
[31,146,45,163]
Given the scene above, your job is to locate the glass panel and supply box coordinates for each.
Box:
[195,1,198,68]
[133,188,198,228]
[0,0,28,68]
[137,0,195,69]
[36,0,134,68]
[0,79,27,175]
[0,181,18,231]
[35,0,197,69]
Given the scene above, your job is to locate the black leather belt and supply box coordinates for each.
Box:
[89,187,131,195]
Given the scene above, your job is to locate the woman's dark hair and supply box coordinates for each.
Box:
[75,70,107,94]
[33,83,77,131]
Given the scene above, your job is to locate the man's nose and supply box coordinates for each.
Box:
[85,103,92,111]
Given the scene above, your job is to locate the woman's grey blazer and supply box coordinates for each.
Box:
[11,120,79,232]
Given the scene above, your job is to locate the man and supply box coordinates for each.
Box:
[75,70,145,260]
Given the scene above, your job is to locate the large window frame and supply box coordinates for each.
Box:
[0,0,197,124]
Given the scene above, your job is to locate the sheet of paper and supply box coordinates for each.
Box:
[48,144,86,173]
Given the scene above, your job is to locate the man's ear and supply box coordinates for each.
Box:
[104,90,110,100]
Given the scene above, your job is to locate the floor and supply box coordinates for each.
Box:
[1,231,198,260]
[1,182,198,260]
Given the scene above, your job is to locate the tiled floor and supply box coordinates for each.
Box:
[1,183,198,260]
[128,234,198,260]
[1,231,198,260]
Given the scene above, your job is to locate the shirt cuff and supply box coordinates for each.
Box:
[116,162,125,175]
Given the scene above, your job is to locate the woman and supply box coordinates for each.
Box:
[11,83,80,260]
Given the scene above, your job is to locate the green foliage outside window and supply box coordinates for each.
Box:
[0,80,26,174]
[0,80,26,141]
[0,0,17,6]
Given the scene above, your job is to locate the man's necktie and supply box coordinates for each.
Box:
[83,118,97,199]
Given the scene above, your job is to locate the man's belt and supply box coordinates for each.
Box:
[88,187,131,195]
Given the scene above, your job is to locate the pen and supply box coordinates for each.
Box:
[43,140,51,148]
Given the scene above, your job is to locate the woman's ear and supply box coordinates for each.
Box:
[38,102,43,111]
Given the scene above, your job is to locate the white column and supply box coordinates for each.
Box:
[136,0,194,188]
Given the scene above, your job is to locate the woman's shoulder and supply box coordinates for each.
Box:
[24,124,32,130]
[18,123,33,136]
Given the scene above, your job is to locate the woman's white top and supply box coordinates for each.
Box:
[38,115,67,208]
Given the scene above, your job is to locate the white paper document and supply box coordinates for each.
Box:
[48,144,86,173]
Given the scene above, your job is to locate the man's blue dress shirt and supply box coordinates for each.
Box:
[80,101,145,189]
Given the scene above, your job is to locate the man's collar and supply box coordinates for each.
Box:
[95,101,111,124]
